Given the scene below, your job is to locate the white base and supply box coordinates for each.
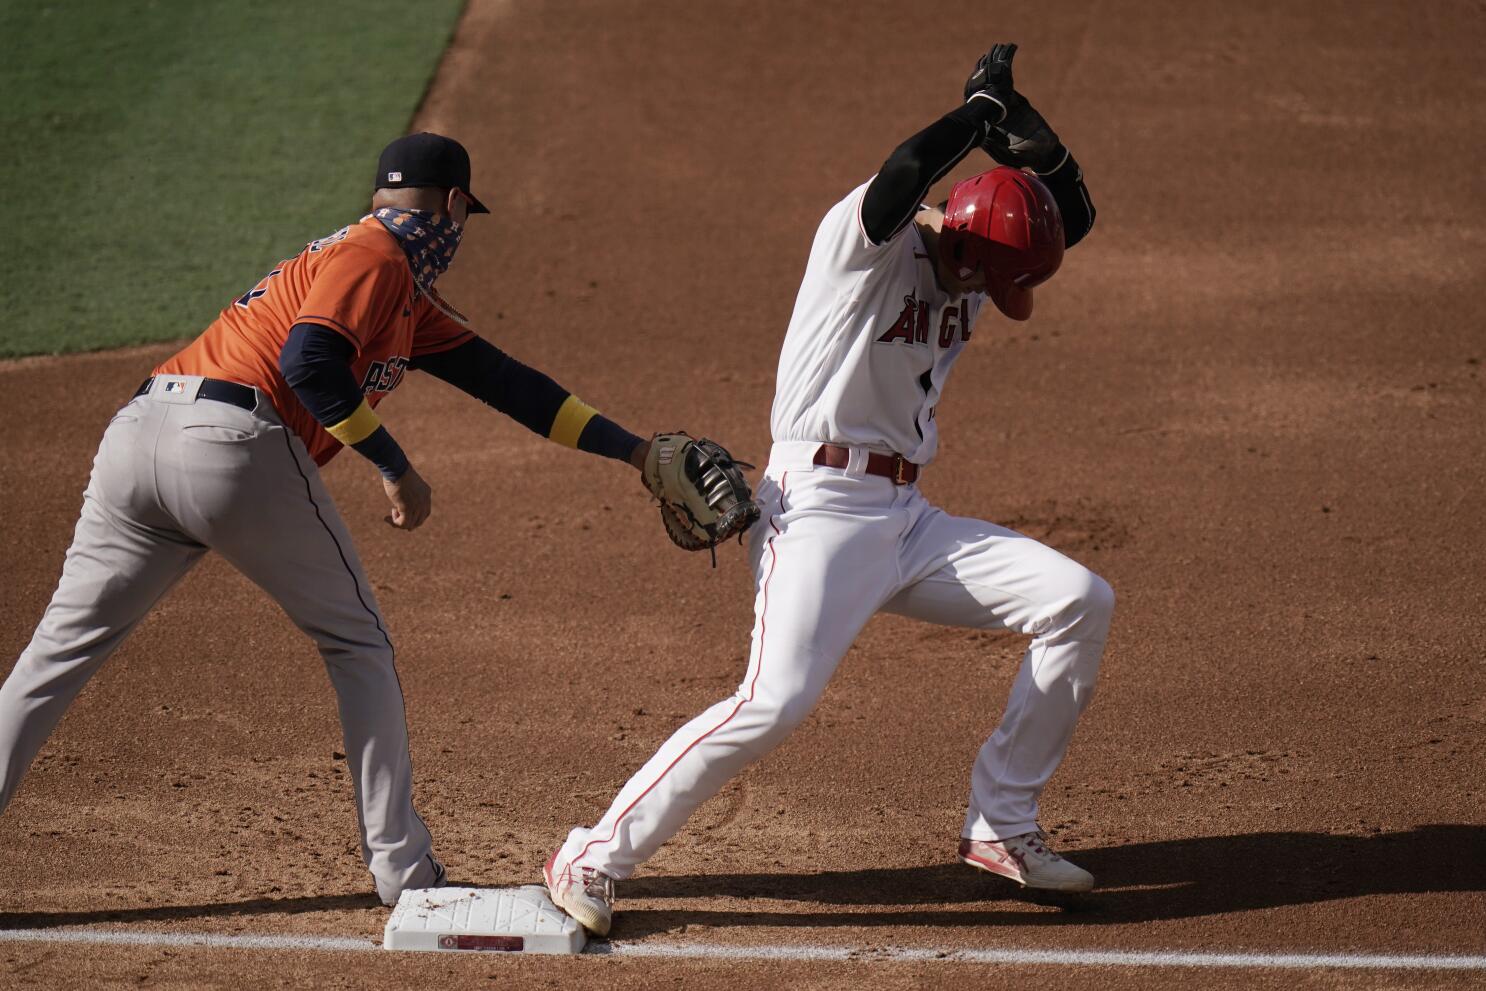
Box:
[383,885,587,955]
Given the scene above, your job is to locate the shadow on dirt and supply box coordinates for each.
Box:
[0,892,381,930]
[3,825,1479,936]
[612,824,1486,937]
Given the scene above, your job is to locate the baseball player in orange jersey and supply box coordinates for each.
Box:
[0,133,663,905]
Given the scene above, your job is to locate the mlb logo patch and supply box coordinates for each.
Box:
[387,171,403,182]
[164,380,187,393]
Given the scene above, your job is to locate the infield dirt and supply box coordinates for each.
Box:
[2,1,1483,988]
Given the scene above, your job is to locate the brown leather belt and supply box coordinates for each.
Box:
[812,443,919,485]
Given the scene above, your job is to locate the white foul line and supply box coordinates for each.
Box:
[0,928,1483,971]
[0,928,372,953]
[593,942,1486,970]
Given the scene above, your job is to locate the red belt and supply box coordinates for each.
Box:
[812,444,919,485]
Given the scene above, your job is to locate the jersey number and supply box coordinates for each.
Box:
[308,226,351,253]
[234,268,283,308]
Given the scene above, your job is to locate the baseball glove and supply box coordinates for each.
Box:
[643,432,760,565]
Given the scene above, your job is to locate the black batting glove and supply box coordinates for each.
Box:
[964,43,1066,175]
[963,42,1019,117]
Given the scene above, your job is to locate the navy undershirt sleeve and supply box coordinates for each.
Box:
[412,337,643,463]
[411,336,566,433]
[576,415,645,464]
[279,323,409,480]
[280,323,361,421]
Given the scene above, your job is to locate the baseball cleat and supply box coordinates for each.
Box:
[544,848,615,936]
[958,831,1094,892]
[379,855,448,906]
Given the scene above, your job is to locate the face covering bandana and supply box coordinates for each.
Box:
[372,207,470,325]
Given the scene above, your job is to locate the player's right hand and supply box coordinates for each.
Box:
[965,44,1064,175]
[384,464,432,531]
[964,42,1018,106]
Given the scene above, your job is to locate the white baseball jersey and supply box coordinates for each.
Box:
[555,175,1113,889]
[769,179,985,467]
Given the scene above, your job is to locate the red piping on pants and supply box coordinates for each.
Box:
[573,472,790,869]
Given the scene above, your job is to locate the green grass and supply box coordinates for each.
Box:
[0,0,467,358]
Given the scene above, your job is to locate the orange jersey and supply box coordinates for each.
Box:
[156,216,473,465]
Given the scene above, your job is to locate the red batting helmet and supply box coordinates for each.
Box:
[940,167,1064,321]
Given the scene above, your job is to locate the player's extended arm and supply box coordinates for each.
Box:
[411,337,647,468]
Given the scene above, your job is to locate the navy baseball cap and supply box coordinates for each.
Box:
[375,132,489,214]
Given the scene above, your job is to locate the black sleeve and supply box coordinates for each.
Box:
[1036,149,1097,249]
[279,323,409,480]
[412,336,643,463]
[859,100,1004,245]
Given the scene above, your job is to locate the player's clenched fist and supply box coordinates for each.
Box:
[384,464,432,530]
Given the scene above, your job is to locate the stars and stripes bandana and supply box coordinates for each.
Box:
[372,206,469,325]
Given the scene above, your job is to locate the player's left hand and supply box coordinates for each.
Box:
[983,100,1063,174]
[630,438,657,499]
[965,43,1064,174]
[629,437,652,476]
[642,432,760,564]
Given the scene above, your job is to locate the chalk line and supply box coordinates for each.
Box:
[0,927,1482,970]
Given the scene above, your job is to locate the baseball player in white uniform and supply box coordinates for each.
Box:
[545,44,1109,935]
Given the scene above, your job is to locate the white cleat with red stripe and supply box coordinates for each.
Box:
[544,848,615,936]
[958,831,1095,892]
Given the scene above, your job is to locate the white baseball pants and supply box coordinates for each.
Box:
[562,442,1114,878]
[0,378,441,903]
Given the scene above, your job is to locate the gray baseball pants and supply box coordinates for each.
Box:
[0,375,441,903]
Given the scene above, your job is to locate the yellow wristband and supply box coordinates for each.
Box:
[326,399,382,446]
[549,395,599,449]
